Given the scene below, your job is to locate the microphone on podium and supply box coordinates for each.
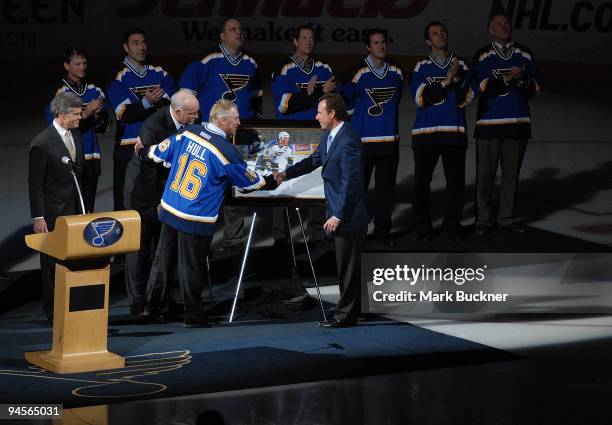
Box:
[62,156,80,170]
[62,156,86,214]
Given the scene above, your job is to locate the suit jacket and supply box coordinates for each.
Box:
[285,122,369,231]
[28,124,84,220]
[125,106,179,221]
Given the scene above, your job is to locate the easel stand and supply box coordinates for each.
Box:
[229,207,327,323]
[24,211,140,373]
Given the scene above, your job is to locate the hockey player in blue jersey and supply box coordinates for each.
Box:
[180,17,263,253]
[271,25,336,120]
[46,47,109,213]
[410,22,475,243]
[342,29,403,246]
[144,99,276,327]
[472,13,540,236]
[179,17,263,121]
[107,28,176,211]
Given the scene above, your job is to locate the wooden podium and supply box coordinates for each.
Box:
[24,211,140,374]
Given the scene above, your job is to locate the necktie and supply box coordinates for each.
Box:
[326,133,333,153]
[65,130,76,161]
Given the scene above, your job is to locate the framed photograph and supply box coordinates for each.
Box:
[227,120,326,207]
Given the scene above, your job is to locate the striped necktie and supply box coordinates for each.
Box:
[326,133,333,153]
[65,130,76,161]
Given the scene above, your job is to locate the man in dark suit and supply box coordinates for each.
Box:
[276,93,370,328]
[29,92,85,323]
[123,89,199,316]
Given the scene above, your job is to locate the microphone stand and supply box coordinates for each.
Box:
[68,165,86,215]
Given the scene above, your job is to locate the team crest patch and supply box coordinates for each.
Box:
[83,218,123,248]
[365,87,396,116]
[158,139,170,152]
[220,74,250,101]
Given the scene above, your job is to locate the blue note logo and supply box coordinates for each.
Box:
[83,218,123,248]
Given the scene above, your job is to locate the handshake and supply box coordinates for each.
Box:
[272,171,287,186]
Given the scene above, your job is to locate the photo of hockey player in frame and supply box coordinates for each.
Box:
[228,120,326,207]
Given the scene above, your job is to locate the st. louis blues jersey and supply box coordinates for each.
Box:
[107,58,175,146]
[271,56,333,120]
[410,54,475,148]
[343,57,403,156]
[148,123,269,236]
[472,42,540,139]
[46,79,109,173]
[179,44,262,120]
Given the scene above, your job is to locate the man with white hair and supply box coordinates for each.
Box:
[144,99,276,327]
[124,89,199,317]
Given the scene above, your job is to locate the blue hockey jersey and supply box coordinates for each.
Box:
[271,56,333,120]
[472,42,540,139]
[179,44,262,120]
[343,57,403,156]
[410,54,475,148]
[107,58,175,146]
[46,79,109,170]
[148,123,268,236]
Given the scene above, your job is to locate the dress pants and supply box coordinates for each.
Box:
[364,153,399,236]
[332,226,367,324]
[40,214,60,319]
[81,161,99,213]
[113,145,133,211]
[177,228,213,321]
[146,222,178,311]
[124,219,161,311]
[413,145,466,235]
[476,138,527,227]
[222,205,245,250]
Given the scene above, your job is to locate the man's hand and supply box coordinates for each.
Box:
[322,76,336,93]
[82,96,104,119]
[443,58,459,86]
[273,171,287,186]
[134,140,144,156]
[323,216,341,233]
[145,85,165,104]
[509,65,526,80]
[306,75,317,95]
[33,217,48,233]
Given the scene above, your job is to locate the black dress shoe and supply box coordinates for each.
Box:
[374,234,396,246]
[358,313,380,321]
[474,223,491,236]
[317,320,356,328]
[446,232,465,243]
[500,224,526,234]
[183,317,217,328]
[417,230,434,242]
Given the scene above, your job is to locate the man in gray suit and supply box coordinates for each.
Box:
[29,92,85,323]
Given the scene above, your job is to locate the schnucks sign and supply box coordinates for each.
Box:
[2,0,611,62]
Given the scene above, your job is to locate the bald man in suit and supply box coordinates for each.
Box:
[29,92,85,323]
